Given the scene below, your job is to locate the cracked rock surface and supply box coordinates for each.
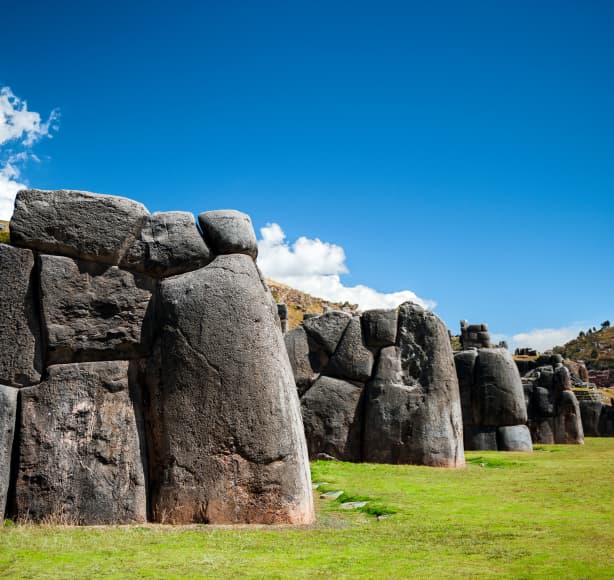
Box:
[145,254,314,524]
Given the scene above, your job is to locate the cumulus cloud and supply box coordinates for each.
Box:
[505,323,587,352]
[257,223,436,311]
[0,86,59,219]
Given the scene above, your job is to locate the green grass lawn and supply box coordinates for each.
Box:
[2,439,613,578]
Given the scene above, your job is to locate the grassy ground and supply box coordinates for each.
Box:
[1,439,613,578]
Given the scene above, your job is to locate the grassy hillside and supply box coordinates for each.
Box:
[0,220,9,244]
[266,279,358,330]
[554,325,614,370]
[1,440,613,578]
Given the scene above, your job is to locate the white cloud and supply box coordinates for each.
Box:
[0,86,59,220]
[510,323,586,352]
[257,223,436,311]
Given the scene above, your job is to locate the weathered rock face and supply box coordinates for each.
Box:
[300,376,363,462]
[0,385,18,517]
[292,303,465,467]
[2,188,314,526]
[120,211,212,277]
[523,364,585,444]
[303,311,351,355]
[0,245,43,387]
[454,348,531,452]
[361,309,398,348]
[284,327,327,396]
[145,254,313,524]
[15,362,147,524]
[327,317,374,383]
[473,349,527,427]
[553,391,584,445]
[11,189,148,265]
[40,255,155,364]
[198,210,258,259]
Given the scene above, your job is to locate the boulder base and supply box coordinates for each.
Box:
[0,385,18,517]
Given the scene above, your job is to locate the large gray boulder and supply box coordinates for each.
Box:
[303,311,351,355]
[326,317,374,383]
[145,254,314,524]
[361,309,398,348]
[529,419,555,444]
[0,244,43,387]
[0,385,18,517]
[497,425,533,452]
[579,400,602,436]
[284,326,327,396]
[10,189,148,265]
[553,390,584,445]
[300,376,363,462]
[364,304,464,467]
[15,361,147,524]
[473,349,527,427]
[454,349,478,425]
[198,210,258,259]
[120,211,212,277]
[39,255,155,364]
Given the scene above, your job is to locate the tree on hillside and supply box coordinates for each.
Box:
[601,320,610,329]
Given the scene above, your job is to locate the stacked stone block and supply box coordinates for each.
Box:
[460,321,491,350]
[286,305,465,468]
[454,349,532,451]
[0,188,313,525]
[523,362,584,444]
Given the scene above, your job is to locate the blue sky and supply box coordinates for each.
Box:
[1,0,612,349]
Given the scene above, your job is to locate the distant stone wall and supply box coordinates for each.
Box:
[285,305,465,468]
[455,349,532,452]
[0,189,314,525]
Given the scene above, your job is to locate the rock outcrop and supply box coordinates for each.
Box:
[0,188,314,525]
[286,303,465,468]
[579,400,614,437]
[454,348,532,452]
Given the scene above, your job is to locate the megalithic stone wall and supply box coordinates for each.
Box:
[0,188,314,525]
[522,363,585,445]
[454,348,533,452]
[286,304,465,468]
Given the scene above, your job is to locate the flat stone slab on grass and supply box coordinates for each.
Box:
[320,491,344,500]
[340,501,369,510]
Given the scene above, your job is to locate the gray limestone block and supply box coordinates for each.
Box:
[579,401,603,437]
[39,255,156,364]
[535,366,554,390]
[463,425,498,451]
[198,210,258,259]
[454,350,478,425]
[284,326,328,397]
[326,317,374,383]
[532,386,555,418]
[10,189,149,265]
[363,347,429,463]
[553,390,584,444]
[303,311,351,355]
[473,349,528,427]
[599,405,614,437]
[14,361,148,524]
[361,309,398,348]
[300,376,363,462]
[145,254,314,525]
[497,425,533,452]
[120,211,212,277]
[362,303,464,468]
[553,365,572,391]
[0,385,18,518]
[0,244,43,387]
[529,418,555,444]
